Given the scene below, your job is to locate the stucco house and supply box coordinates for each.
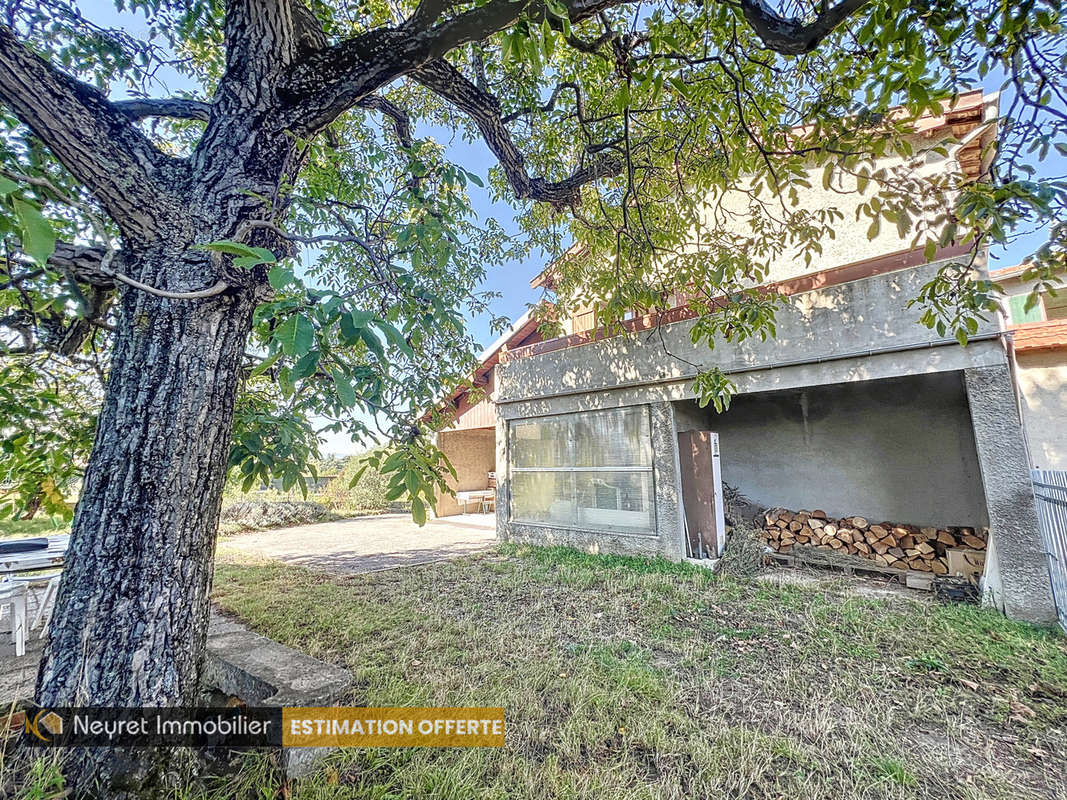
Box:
[432,90,1060,624]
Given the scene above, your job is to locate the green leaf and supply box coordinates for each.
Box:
[274,314,315,356]
[248,350,281,378]
[268,265,294,290]
[0,177,18,196]
[200,240,262,258]
[411,496,426,526]
[373,320,414,358]
[360,327,386,361]
[405,469,419,497]
[332,369,357,407]
[12,198,56,266]
[347,464,369,488]
[291,349,320,380]
[339,310,375,344]
[923,239,937,262]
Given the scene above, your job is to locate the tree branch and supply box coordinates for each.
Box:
[357,95,413,148]
[0,24,175,242]
[739,0,869,55]
[5,241,228,299]
[280,0,532,136]
[413,59,621,209]
[113,98,212,122]
[3,242,114,290]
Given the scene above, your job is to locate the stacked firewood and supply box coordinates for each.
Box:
[761,508,986,574]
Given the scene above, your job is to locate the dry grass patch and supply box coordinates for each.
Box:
[203,544,1067,800]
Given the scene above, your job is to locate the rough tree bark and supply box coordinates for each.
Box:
[1,4,305,791]
[34,243,261,791]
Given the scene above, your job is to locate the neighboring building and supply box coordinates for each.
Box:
[431,310,545,518]
[993,263,1067,470]
[435,91,1059,623]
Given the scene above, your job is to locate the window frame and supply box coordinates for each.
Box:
[507,406,656,535]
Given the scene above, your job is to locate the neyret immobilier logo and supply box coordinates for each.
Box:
[14,706,505,749]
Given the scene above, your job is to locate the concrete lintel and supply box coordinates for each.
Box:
[963,365,1057,623]
[496,260,1003,404]
[495,341,1006,420]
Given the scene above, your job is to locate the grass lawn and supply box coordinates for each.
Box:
[0,516,69,539]
[208,544,1067,800]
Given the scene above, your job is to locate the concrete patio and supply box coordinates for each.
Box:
[218,511,497,574]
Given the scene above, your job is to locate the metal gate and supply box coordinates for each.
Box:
[1032,469,1067,630]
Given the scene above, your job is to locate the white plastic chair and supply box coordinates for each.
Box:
[14,572,61,637]
[0,579,28,657]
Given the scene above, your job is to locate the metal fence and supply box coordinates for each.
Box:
[1032,469,1067,631]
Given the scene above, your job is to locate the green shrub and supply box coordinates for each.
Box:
[320,455,405,514]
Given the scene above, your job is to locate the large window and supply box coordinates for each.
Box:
[509,407,655,533]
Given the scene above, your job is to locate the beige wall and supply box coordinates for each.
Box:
[1015,350,1067,469]
[435,428,496,517]
[551,135,978,325]
[700,143,967,286]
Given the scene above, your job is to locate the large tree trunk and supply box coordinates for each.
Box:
[34,243,258,793]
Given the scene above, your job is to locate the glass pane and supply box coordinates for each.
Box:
[574,471,654,531]
[510,417,571,468]
[573,407,651,467]
[510,472,575,526]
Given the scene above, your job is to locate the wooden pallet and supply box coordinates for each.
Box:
[765,547,937,590]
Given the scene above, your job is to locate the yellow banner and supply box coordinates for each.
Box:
[282,707,505,747]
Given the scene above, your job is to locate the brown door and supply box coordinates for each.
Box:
[677,430,724,558]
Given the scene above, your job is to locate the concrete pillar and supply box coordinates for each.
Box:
[650,401,685,560]
[964,365,1056,623]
